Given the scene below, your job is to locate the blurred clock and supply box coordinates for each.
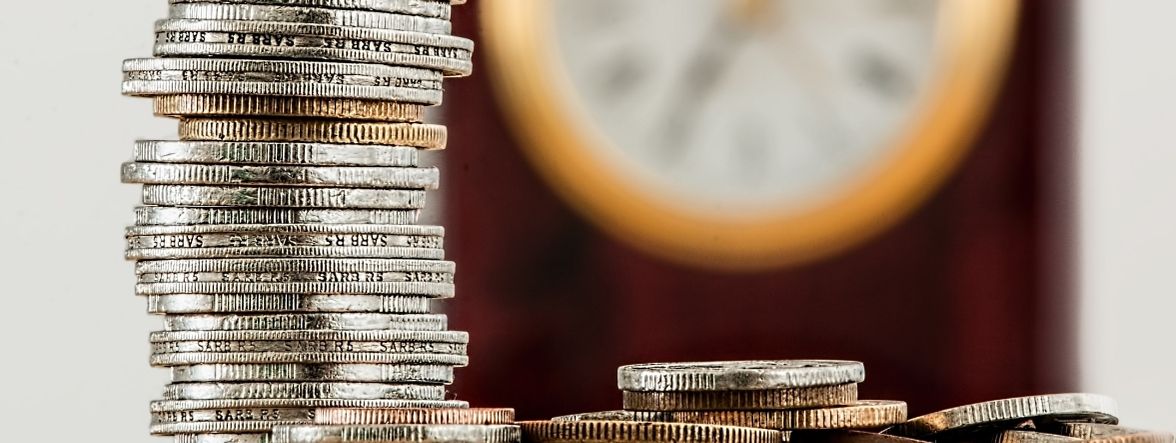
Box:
[481,0,1018,270]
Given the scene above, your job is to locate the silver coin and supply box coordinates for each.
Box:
[137,282,453,298]
[152,341,466,358]
[122,58,443,103]
[155,420,310,436]
[127,224,444,260]
[174,434,272,443]
[154,19,472,76]
[133,141,420,166]
[168,0,453,18]
[168,3,452,34]
[137,258,454,273]
[884,393,1120,438]
[123,163,440,189]
[271,424,522,443]
[141,185,427,209]
[135,207,420,226]
[145,294,433,314]
[153,405,316,424]
[162,313,447,331]
[127,245,445,260]
[153,398,468,412]
[151,350,468,366]
[618,360,866,392]
[170,363,455,382]
[161,382,446,401]
[151,329,467,342]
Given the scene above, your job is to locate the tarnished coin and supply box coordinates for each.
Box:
[884,394,1120,438]
[552,410,644,422]
[170,363,455,383]
[790,431,928,443]
[167,0,454,18]
[155,19,473,76]
[141,185,427,209]
[619,360,866,392]
[313,408,515,425]
[134,207,419,226]
[162,313,447,331]
[168,4,451,34]
[518,420,782,443]
[123,163,440,189]
[145,294,433,314]
[153,95,426,122]
[622,384,858,411]
[152,406,315,425]
[178,119,447,149]
[171,361,451,383]
[602,400,907,430]
[272,424,521,443]
[161,382,446,401]
[123,58,443,104]
[996,431,1084,443]
[1051,423,1175,443]
[152,399,468,413]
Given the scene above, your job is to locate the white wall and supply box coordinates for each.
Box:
[1079,0,1176,431]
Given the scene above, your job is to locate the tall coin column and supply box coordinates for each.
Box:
[121,1,519,443]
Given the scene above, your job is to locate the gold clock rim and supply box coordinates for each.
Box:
[480,0,1019,271]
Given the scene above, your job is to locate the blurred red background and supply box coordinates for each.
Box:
[443,0,1074,420]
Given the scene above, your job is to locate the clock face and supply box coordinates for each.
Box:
[549,0,940,213]
[481,0,1017,269]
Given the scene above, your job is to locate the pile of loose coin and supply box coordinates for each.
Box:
[520,360,1172,443]
[120,0,525,442]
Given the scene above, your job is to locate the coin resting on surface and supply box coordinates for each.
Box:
[789,431,931,443]
[122,163,441,189]
[313,408,516,425]
[161,312,448,331]
[517,420,783,443]
[272,424,522,443]
[168,3,453,34]
[150,350,469,367]
[618,360,867,392]
[558,401,907,430]
[167,0,455,18]
[883,394,1120,438]
[134,207,420,226]
[177,119,448,149]
[170,363,455,383]
[145,294,434,314]
[622,384,859,411]
[152,95,426,122]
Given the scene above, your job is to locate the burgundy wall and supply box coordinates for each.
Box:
[443,1,1073,420]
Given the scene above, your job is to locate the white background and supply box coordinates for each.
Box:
[0,1,1170,441]
[1078,0,1176,431]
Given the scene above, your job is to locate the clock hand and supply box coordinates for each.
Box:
[654,2,765,163]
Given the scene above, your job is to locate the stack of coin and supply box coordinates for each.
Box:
[536,360,906,442]
[118,1,521,442]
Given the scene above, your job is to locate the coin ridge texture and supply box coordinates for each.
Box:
[133,140,421,166]
[619,360,866,392]
[170,363,455,383]
[517,420,783,443]
[145,294,433,314]
[152,398,469,412]
[141,185,428,209]
[272,424,522,443]
[313,408,516,425]
[167,3,452,34]
[177,119,447,149]
[884,393,1120,438]
[122,163,441,189]
[622,384,859,411]
[576,401,907,430]
[167,0,454,18]
[152,95,426,122]
[160,382,446,400]
[161,313,448,331]
[134,207,420,226]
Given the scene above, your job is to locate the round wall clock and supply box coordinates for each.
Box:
[481,0,1018,271]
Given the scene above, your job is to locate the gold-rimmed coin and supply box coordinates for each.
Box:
[178,118,447,149]
[155,95,425,122]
